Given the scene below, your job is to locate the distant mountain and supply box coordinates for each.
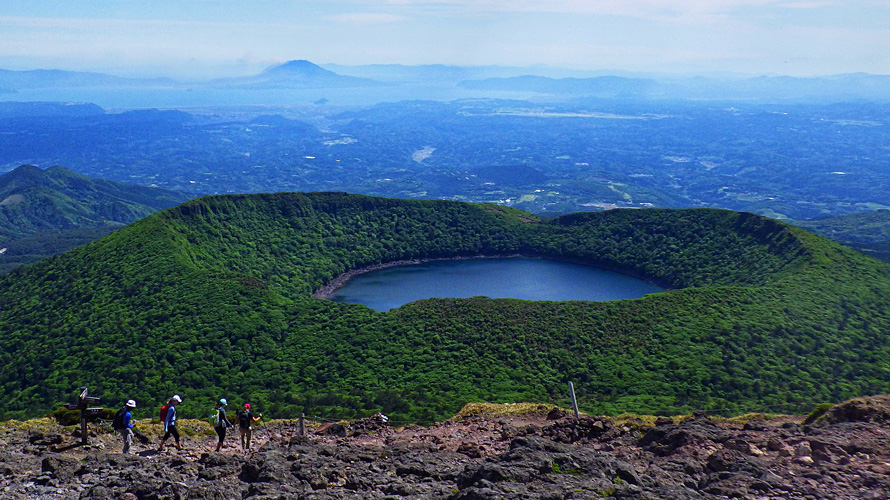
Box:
[4,63,890,102]
[262,60,342,80]
[0,165,191,273]
[458,75,664,97]
[0,101,105,119]
[793,210,890,262]
[457,73,890,101]
[322,63,654,83]
[323,63,560,83]
[215,60,384,89]
[0,68,178,89]
[679,73,890,102]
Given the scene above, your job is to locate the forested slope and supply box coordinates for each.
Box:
[1,192,888,422]
[794,210,890,263]
[0,164,190,273]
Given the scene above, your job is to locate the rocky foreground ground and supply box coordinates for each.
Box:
[1,396,889,499]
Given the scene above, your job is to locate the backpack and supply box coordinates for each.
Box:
[112,408,127,430]
[238,410,251,428]
[209,408,220,426]
[159,404,171,423]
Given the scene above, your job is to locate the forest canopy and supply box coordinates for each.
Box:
[1,192,888,423]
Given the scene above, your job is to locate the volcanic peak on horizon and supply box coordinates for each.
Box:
[260,59,337,79]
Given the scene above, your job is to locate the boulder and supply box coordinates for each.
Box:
[639,416,729,456]
[821,395,890,424]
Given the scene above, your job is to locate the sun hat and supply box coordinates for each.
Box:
[126,400,136,408]
[172,395,182,402]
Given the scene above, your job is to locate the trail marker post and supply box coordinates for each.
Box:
[568,382,580,419]
[64,386,103,445]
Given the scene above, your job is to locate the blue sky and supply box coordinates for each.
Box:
[1,0,887,77]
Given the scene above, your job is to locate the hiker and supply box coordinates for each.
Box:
[158,395,183,451]
[113,400,137,454]
[213,398,233,452]
[235,403,263,451]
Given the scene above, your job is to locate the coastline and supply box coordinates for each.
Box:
[311,254,671,300]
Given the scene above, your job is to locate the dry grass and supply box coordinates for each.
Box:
[450,402,559,421]
[0,417,63,433]
[128,418,218,439]
[608,413,690,428]
[722,412,783,425]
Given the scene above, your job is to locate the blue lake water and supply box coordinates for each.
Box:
[329,257,664,311]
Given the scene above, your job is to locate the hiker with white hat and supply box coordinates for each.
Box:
[158,395,183,452]
[112,399,137,454]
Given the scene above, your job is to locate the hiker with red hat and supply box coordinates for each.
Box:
[235,402,263,451]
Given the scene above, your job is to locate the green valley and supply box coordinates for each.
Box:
[1,192,889,423]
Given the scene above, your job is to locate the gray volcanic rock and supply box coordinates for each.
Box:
[1,397,890,498]
[639,413,731,456]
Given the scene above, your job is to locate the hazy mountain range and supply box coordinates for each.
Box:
[458,73,890,101]
[0,68,177,90]
[2,60,890,102]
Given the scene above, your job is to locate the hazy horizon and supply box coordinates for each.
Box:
[1,1,888,79]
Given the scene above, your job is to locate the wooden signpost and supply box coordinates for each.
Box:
[63,386,103,445]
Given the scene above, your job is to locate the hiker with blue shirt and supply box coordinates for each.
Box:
[112,399,137,454]
[214,398,233,452]
[158,394,183,452]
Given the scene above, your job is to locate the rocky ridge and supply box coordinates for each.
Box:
[1,396,888,499]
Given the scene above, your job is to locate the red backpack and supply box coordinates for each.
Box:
[159,404,171,422]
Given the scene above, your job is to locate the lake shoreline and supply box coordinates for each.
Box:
[311,254,671,300]
[311,254,522,299]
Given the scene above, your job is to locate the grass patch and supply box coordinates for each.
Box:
[609,413,689,428]
[723,412,782,425]
[802,403,834,425]
[551,460,581,476]
[0,417,60,433]
[450,402,558,421]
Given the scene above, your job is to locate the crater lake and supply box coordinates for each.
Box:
[328,257,665,311]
